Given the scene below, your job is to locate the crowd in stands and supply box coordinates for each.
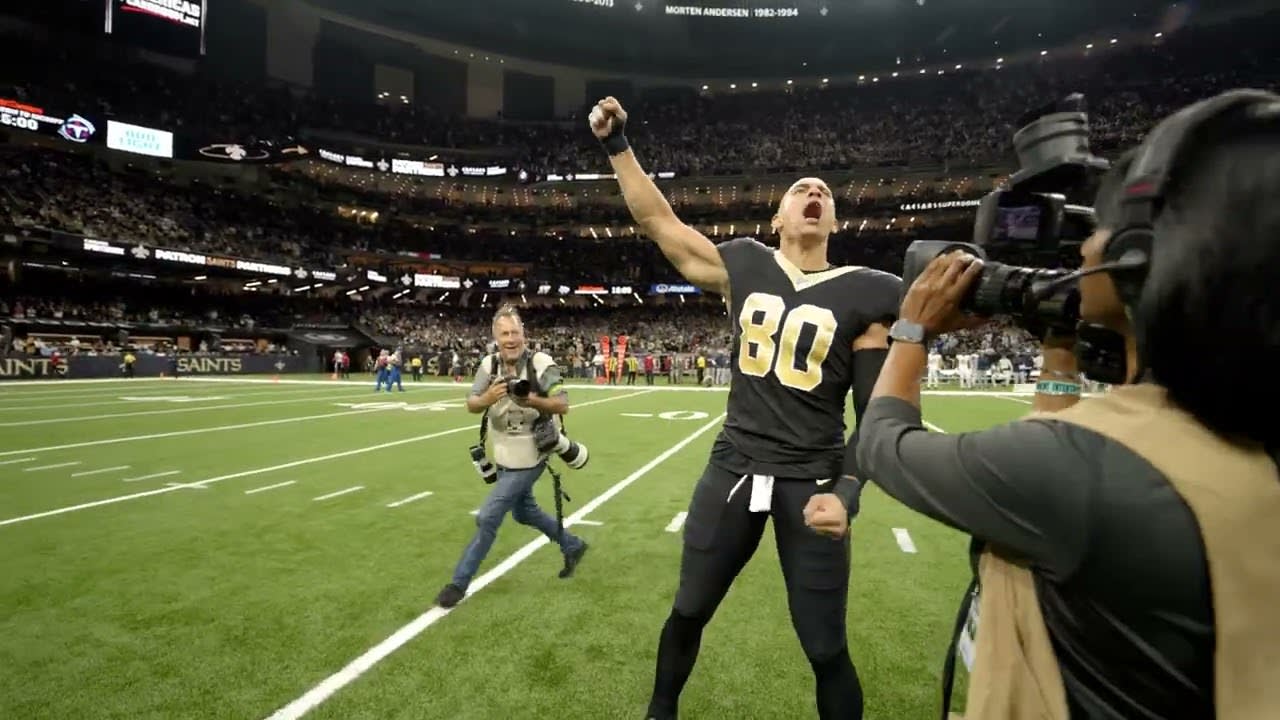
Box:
[3,10,1276,180]
[0,11,1273,290]
[4,8,1276,380]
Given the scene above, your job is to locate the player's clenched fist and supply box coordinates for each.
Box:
[588,96,627,139]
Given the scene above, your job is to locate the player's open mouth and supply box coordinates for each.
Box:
[803,200,823,221]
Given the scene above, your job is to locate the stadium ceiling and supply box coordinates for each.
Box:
[308,0,1259,79]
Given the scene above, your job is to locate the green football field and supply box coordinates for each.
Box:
[0,376,1031,720]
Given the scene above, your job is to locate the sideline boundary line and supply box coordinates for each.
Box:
[0,390,653,528]
[262,411,726,720]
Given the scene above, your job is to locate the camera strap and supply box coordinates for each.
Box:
[940,537,984,719]
[480,352,573,549]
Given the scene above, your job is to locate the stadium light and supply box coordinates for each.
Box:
[751,82,758,88]
[729,83,736,89]
[267,278,278,284]
[345,289,358,296]
[997,57,1004,63]
[821,78,829,83]
[1086,43,1094,49]
[633,293,643,304]
[701,84,708,90]
[1111,38,1118,44]
[786,80,793,85]
[1154,32,1163,38]
[295,285,311,292]
[193,275,206,281]
[920,69,926,74]
[891,72,898,77]
[955,64,962,69]
[245,280,262,288]
[858,75,865,81]
[873,77,879,82]
[1040,50,1048,56]
[358,285,370,292]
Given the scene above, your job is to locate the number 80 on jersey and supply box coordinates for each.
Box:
[736,292,838,392]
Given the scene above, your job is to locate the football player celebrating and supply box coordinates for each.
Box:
[590,97,901,720]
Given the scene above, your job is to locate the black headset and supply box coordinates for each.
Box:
[1103,89,1280,307]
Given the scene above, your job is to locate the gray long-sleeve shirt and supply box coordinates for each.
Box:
[856,395,1214,719]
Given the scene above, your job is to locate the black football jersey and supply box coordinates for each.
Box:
[709,237,903,479]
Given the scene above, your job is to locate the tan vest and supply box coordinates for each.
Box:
[957,384,1280,720]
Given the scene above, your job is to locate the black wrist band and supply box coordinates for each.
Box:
[601,133,630,156]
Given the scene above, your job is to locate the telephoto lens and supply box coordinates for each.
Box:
[469,444,498,484]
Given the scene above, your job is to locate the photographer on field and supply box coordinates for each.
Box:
[849,91,1280,718]
[435,306,590,609]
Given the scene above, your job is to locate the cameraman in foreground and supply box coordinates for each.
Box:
[851,91,1280,717]
[435,306,590,609]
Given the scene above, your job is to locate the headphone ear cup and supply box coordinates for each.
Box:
[1103,228,1154,307]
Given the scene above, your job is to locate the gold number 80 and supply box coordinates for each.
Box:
[736,292,838,392]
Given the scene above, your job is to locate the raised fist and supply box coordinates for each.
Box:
[589,96,628,139]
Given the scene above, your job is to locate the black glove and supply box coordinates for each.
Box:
[595,111,630,156]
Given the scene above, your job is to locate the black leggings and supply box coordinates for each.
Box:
[648,462,863,719]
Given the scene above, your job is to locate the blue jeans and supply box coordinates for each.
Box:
[450,461,584,591]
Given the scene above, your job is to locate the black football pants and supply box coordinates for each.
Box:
[649,461,859,718]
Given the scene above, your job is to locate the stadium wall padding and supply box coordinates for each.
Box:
[0,355,319,380]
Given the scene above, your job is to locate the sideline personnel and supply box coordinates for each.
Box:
[435,306,589,609]
[853,91,1280,719]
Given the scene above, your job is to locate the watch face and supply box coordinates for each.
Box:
[892,321,925,343]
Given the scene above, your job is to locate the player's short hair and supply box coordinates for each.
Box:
[492,305,523,328]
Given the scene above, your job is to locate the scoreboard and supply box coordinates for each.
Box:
[104,0,207,57]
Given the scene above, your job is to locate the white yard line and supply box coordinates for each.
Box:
[313,486,364,501]
[22,461,82,472]
[0,390,651,528]
[0,408,383,458]
[665,511,688,533]
[924,420,948,433]
[0,457,36,466]
[261,411,726,720]
[892,528,919,554]
[245,481,297,495]
[386,491,434,508]
[122,470,181,483]
[571,519,604,527]
[0,390,416,427]
[0,386,395,413]
[70,465,131,478]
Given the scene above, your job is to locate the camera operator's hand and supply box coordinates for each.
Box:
[803,493,849,539]
[481,380,508,407]
[900,250,988,336]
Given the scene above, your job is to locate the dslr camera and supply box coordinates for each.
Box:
[502,376,532,399]
[533,416,590,470]
[902,94,1111,338]
[470,443,498,484]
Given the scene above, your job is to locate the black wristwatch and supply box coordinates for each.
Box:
[888,319,928,345]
